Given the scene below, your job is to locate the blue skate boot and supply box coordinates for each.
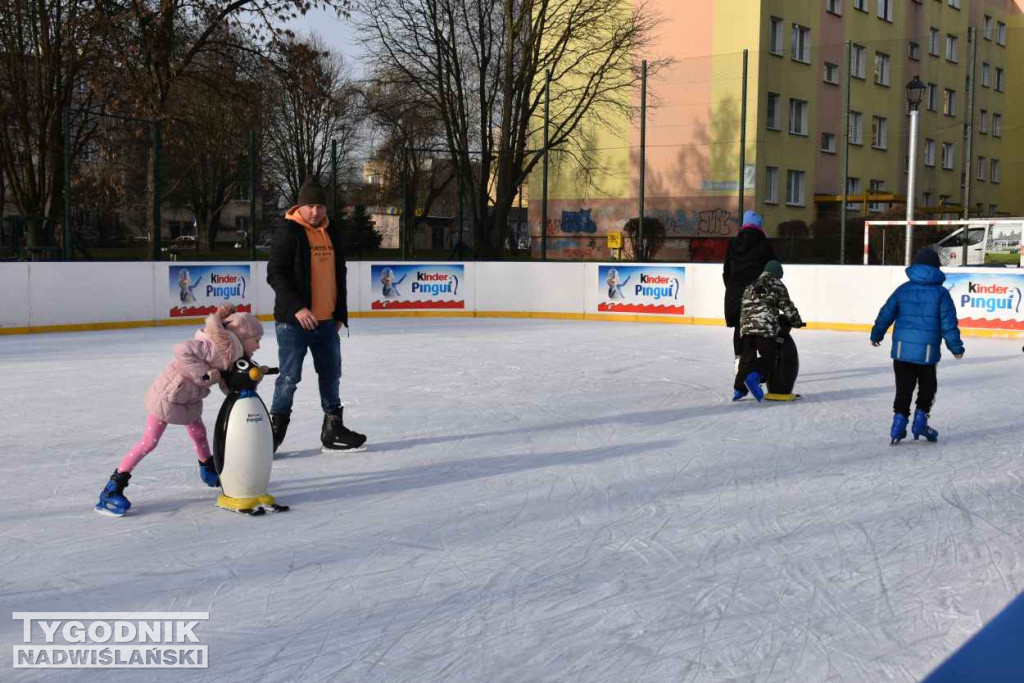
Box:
[912,409,938,442]
[198,458,219,487]
[743,371,764,402]
[95,470,132,516]
[732,387,749,401]
[890,413,908,444]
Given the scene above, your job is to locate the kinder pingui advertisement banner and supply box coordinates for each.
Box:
[370,264,465,310]
[945,272,1024,330]
[169,265,251,318]
[597,265,686,315]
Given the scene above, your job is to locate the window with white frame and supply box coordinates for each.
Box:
[991,159,1001,183]
[849,111,863,144]
[874,52,891,85]
[786,170,806,206]
[924,138,936,166]
[767,93,781,130]
[993,113,1002,137]
[982,62,991,87]
[872,116,888,149]
[978,157,987,181]
[877,0,893,22]
[983,16,994,40]
[979,110,989,134]
[789,99,809,135]
[827,0,842,16]
[854,0,867,11]
[942,142,955,170]
[791,24,811,63]
[946,35,958,62]
[909,41,920,61]
[926,83,938,111]
[847,177,863,210]
[996,68,1005,92]
[821,132,837,153]
[765,167,779,204]
[943,88,956,116]
[851,45,867,78]
[869,179,886,212]
[948,0,960,9]
[769,17,784,55]
[997,22,1006,46]
[929,28,941,56]
[824,62,840,85]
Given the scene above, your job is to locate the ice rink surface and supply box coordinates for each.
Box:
[2,318,1023,682]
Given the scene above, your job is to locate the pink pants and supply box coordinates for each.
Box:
[117,415,212,473]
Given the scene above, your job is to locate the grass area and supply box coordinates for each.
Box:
[985,252,1020,266]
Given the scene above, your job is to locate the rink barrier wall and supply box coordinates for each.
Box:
[1,261,1022,339]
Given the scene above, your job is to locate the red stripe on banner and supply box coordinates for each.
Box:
[170,304,251,318]
[371,300,466,310]
[958,317,1024,330]
[597,303,686,315]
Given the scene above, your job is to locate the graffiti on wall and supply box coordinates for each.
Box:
[561,209,598,234]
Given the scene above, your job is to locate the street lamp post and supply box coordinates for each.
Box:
[904,76,926,265]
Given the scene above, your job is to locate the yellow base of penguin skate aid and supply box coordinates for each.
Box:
[764,393,801,402]
[217,493,279,512]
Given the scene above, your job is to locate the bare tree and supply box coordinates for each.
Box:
[360,0,659,258]
[262,35,360,206]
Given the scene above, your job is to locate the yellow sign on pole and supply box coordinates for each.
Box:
[607,232,623,250]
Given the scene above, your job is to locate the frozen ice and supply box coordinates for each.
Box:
[1,318,1023,681]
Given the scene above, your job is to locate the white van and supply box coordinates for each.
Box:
[934,222,1023,267]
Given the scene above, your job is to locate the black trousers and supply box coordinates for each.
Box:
[732,327,742,356]
[893,360,937,417]
[735,335,777,392]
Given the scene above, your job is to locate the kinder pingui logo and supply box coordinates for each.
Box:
[371,264,465,310]
[169,265,251,318]
[946,273,1024,330]
[598,265,686,315]
[206,273,246,300]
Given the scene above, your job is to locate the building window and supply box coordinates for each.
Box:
[981,62,991,88]
[929,28,941,56]
[874,52,891,86]
[769,17,784,55]
[995,68,1005,92]
[853,0,867,11]
[235,182,250,202]
[977,157,987,182]
[908,41,920,61]
[990,204,998,215]
[993,113,1002,137]
[824,62,840,85]
[872,116,888,149]
[877,0,893,22]
[767,92,781,130]
[827,0,842,16]
[979,110,989,134]
[948,0,960,9]
[849,111,863,145]
[869,179,886,212]
[926,83,937,111]
[997,22,1006,46]
[235,216,250,233]
[791,24,811,63]
[851,44,866,79]
[765,166,779,204]
[789,98,809,135]
[942,143,955,170]
[991,159,1001,183]
[786,170,806,206]
[983,16,994,40]
[821,132,837,153]
[924,138,936,167]
[945,35,958,63]
[923,192,934,207]
[847,177,863,210]
[943,89,956,117]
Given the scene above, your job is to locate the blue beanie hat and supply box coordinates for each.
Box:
[742,210,764,231]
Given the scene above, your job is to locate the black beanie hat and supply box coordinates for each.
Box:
[914,247,941,268]
[297,177,328,207]
[763,260,784,279]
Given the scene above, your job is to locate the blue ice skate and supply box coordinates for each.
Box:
[743,371,764,402]
[95,470,132,516]
[732,388,748,401]
[198,458,220,487]
[890,413,908,444]
[912,409,938,442]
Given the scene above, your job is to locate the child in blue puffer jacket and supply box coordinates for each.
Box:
[871,247,964,444]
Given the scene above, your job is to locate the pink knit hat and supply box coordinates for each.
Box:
[223,312,263,355]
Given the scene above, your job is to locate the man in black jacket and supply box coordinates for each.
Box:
[267,177,367,453]
[723,211,776,358]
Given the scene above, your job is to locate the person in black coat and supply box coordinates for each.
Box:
[723,211,776,357]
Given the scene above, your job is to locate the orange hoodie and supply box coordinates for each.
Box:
[285,207,336,321]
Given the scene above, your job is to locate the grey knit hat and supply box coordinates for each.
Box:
[764,260,784,279]
[297,177,328,207]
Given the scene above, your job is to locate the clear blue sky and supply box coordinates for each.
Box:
[282,7,364,75]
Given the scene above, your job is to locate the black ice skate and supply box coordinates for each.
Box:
[321,407,367,453]
[270,413,290,453]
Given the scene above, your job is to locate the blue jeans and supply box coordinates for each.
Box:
[270,321,342,415]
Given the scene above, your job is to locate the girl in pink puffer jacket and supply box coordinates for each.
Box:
[95,305,264,516]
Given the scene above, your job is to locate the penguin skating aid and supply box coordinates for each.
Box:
[212,359,290,516]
